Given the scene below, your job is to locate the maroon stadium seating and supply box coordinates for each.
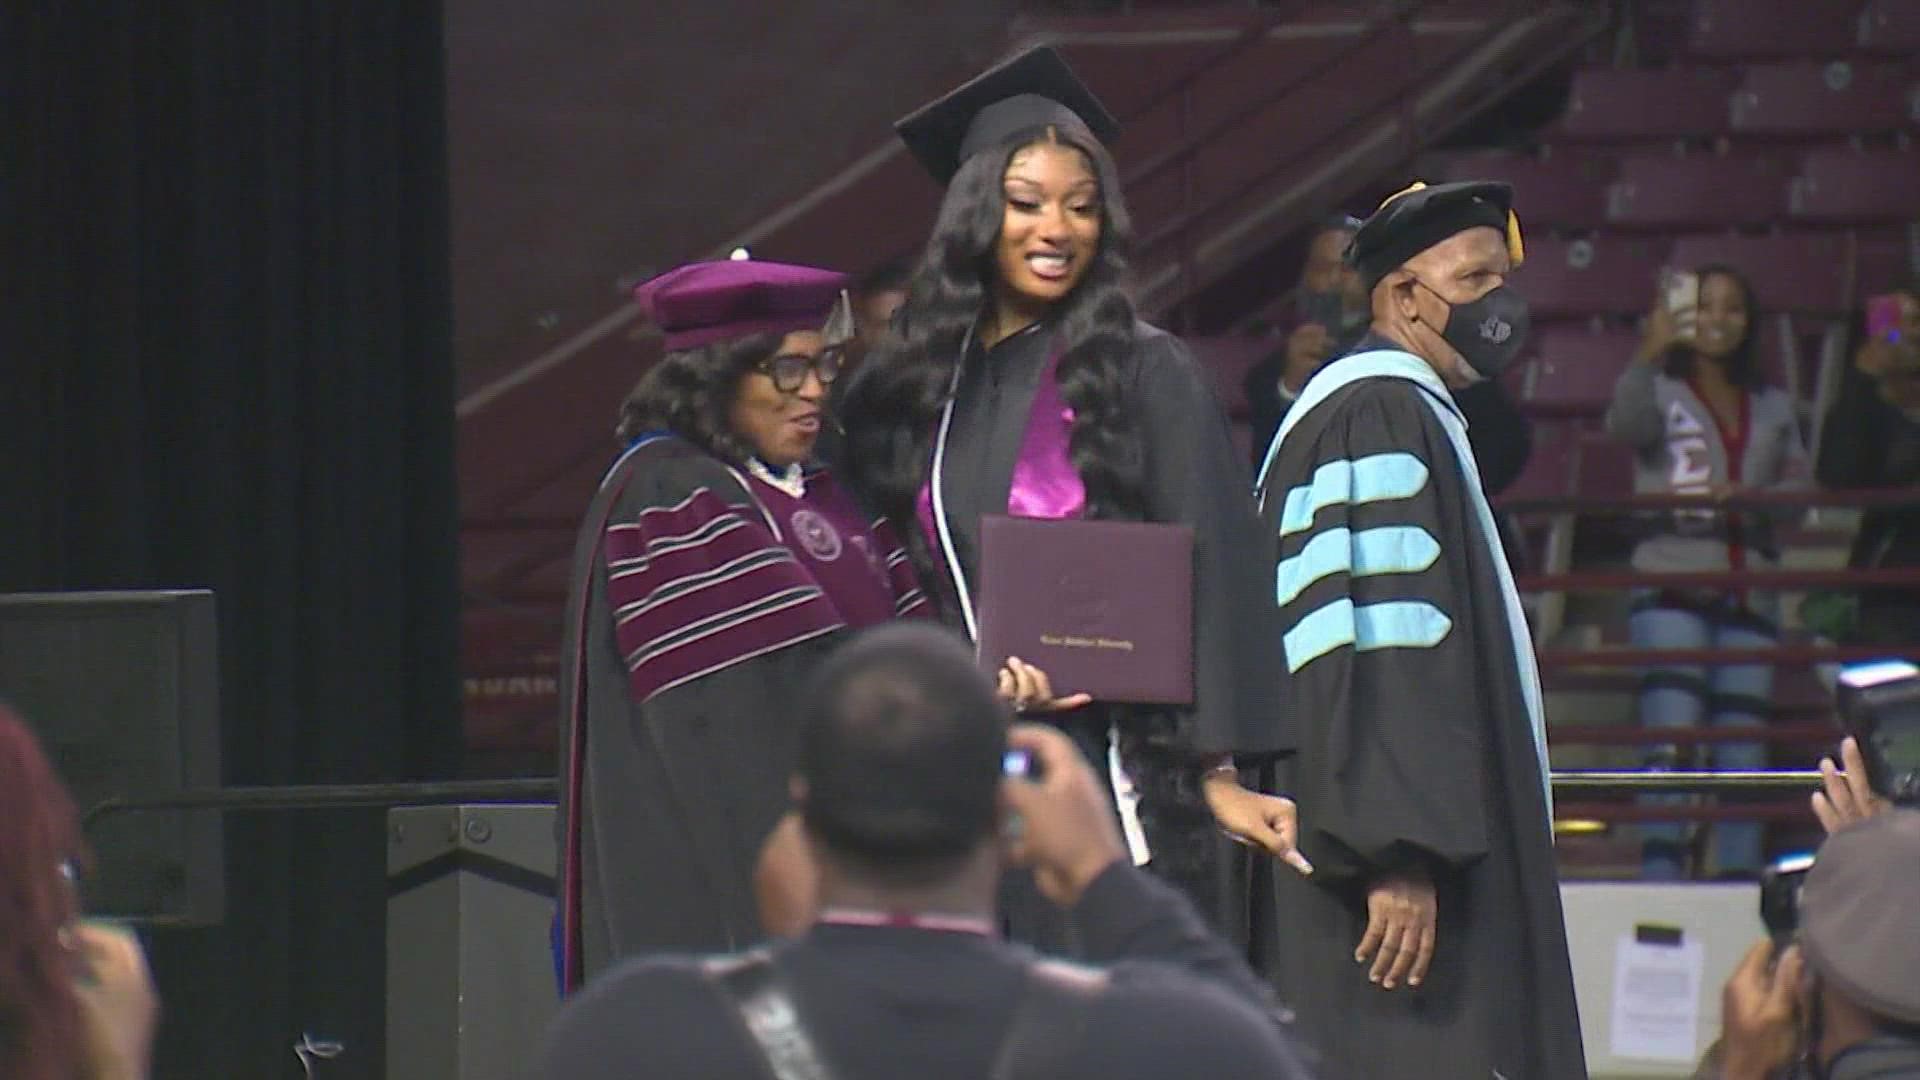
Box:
[1439,150,1615,231]
[1526,326,1640,417]
[1186,334,1272,422]
[1790,148,1920,224]
[1730,61,1918,138]
[1858,0,1920,55]
[1667,233,1858,315]
[1552,67,1740,142]
[1575,436,1637,500]
[1522,235,1671,320]
[1607,154,1794,229]
[1502,418,1576,504]
[1687,0,1861,60]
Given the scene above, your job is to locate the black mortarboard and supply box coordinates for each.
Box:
[1346,180,1526,292]
[895,46,1121,185]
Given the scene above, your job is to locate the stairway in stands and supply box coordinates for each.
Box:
[1438,0,1916,875]
[458,0,1604,768]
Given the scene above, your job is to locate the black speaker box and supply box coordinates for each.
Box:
[0,590,224,924]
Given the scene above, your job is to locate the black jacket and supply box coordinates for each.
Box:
[534,863,1317,1080]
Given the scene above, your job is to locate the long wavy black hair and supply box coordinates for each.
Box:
[841,125,1147,561]
[616,332,783,465]
[1660,264,1767,390]
[838,128,1222,880]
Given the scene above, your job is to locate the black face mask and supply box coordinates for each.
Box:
[1414,279,1531,379]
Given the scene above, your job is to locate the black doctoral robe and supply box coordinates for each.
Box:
[555,437,926,989]
[1252,343,1585,1080]
[881,320,1288,950]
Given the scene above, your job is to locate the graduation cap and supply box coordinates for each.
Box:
[1346,180,1526,292]
[895,45,1120,185]
[632,260,850,352]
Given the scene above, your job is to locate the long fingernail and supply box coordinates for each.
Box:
[1409,978,1422,987]
[1383,979,1396,989]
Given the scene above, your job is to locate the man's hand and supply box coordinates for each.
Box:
[1202,770,1313,876]
[68,921,159,1080]
[1283,323,1331,386]
[1812,735,1891,835]
[1719,939,1804,1080]
[996,657,1092,715]
[1001,723,1126,907]
[1357,872,1436,990]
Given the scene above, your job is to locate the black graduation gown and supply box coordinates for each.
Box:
[925,320,1287,949]
[1252,350,1585,1080]
[556,437,925,986]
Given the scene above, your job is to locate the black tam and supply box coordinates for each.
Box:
[1347,180,1522,292]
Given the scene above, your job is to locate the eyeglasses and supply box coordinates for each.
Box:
[759,347,844,393]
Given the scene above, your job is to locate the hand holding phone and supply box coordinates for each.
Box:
[1662,269,1700,342]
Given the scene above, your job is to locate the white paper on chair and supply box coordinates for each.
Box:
[1608,932,1705,1063]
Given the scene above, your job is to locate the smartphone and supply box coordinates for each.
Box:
[1663,269,1700,341]
[1866,294,1905,344]
[1759,851,1815,949]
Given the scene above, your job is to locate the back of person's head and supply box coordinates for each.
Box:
[854,257,913,302]
[0,705,88,1080]
[797,624,1008,883]
[1800,808,1920,1033]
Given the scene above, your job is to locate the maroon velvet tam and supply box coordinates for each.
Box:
[632,260,849,352]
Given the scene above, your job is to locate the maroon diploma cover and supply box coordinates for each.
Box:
[976,515,1195,705]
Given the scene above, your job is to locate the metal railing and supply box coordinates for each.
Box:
[80,771,1817,835]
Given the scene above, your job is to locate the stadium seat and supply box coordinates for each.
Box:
[1607,154,1793,230]
[1552,67,1739,142]
[1857,232,1913,297]
[1857,0,1920,55]
[1186,334,1273,421]
[1438,151,1615,231]
[1502,418,1576,505]
[1730,61,1917,138]
[1668,233,1855,315]
[1574,437,1636,500]
[1526,326,1640,417]
[1789,148,1920,224]
[1687,0,1861,59]
[1522,235,1671,320]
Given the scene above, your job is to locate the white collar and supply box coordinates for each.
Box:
[747,458,806,498]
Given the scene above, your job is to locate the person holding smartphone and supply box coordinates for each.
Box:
[1606,264,1813,880]
[1816,285,1920,649]
[0,706,160,1080]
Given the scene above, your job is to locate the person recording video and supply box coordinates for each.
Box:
[534,623,1316,1080]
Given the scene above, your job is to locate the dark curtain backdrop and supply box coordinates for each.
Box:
[3,4,460,1077]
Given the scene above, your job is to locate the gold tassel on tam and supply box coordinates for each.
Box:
[1505,208,1525,269]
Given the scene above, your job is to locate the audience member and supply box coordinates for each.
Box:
[1605,264,1813,880]
[1244,215,1370,460]
[850,256,911,353]
[1713,810,1920,1079]
[0,706,160,1080]
[534,623,1317,1080]
[1815,285,1920,648]
[1244,216,1534,517]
